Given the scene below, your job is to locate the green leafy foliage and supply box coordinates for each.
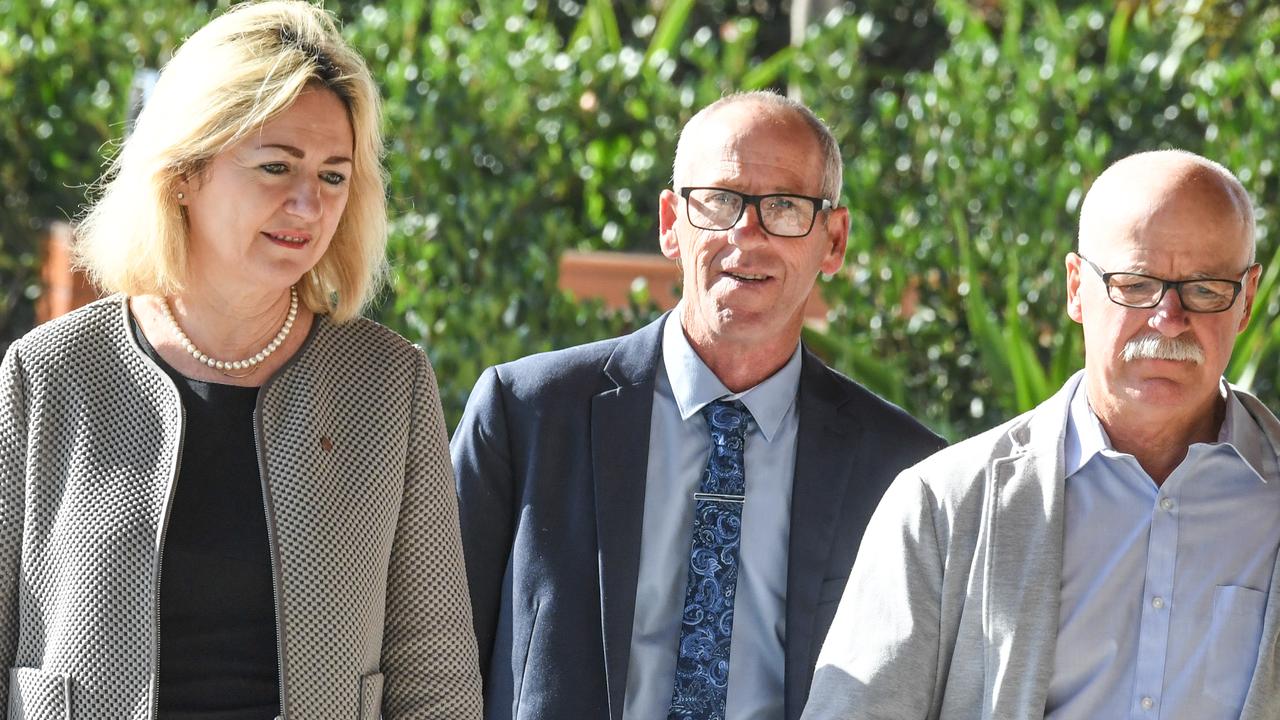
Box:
[0,0,209,339]
[794,0,1280,438]
[305,0,806,419]
[4,0,1279,439]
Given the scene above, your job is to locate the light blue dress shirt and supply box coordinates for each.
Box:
[1046,378,1280,719]
[622,309,801,720]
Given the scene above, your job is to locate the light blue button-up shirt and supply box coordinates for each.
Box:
[622,309,801,720]
[1046,378,1280,719]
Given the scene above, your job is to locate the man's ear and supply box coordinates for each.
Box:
[659,188,681,260]
[1238,262,1263,333]
[819,206,850,275]
[1066,252,1084,324]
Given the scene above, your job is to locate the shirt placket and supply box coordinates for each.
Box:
[1130,470,1179,719]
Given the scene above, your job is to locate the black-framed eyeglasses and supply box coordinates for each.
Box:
[1078,254,1254,313]
[680,186,832,238]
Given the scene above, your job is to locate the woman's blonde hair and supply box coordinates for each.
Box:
[75,0,386,322]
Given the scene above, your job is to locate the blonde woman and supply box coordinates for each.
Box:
[0,2,481,718]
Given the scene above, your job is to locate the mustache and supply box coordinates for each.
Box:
[1120,333,1205,365]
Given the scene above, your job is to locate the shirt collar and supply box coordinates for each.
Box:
[1065,377,1274,482]
[661,307,801,442]
[1064,379,1111,477]
[1219,380,1279,482]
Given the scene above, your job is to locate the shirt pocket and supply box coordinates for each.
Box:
[1204,584,1267,707]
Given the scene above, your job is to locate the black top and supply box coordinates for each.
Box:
[131,314,281,719]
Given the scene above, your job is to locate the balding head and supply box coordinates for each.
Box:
[1067,149,1262,448]
[672,91,843,205]
[1079,149,1255,265]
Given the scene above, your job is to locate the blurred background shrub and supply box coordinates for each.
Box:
[3,0,1277,440]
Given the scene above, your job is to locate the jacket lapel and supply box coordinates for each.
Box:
[783,350,862,719]
[592,316,665,720]
[983,377,1074,718]
[1241,542,1280,720]
[1234,388,1280,719]
[977,377,1280,717]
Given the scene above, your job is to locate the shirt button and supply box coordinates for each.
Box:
[1141,696,1155,710]
[1152,596,1165,609]
[1159,497,1174,511]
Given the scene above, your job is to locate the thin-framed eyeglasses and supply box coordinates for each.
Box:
[680,186,832,238]
[1077,253,1255,313]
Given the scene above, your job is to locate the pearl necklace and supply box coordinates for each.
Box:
[161,287,299,377]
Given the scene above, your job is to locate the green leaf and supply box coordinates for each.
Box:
[742,46,794,90]
[934,0,995,45]
[1107,1,1135,69]
[1001,0,1025,61]
[570,0,622,55]
[953,207,1012,385]
[645,0,696,67]
[1228,241,1280,390]
[802,326,906,405]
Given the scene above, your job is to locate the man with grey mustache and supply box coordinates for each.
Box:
[802,149,1280,720]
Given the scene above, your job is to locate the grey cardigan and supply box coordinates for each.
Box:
[0,297,482,720]
[803,373,1280,720]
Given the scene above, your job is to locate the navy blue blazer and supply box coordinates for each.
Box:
[451,315,945,720]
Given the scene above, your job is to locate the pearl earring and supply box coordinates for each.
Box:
[177,191,185,200]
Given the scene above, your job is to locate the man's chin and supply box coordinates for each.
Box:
[698,305,794,342]
[1119,372,1212,407]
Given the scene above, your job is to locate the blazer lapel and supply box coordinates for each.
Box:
[983,379,1073,717]
[784,351,862,719]
[592,316,664,720]
[1241,541,1280,719]
[1235,388,1280,719]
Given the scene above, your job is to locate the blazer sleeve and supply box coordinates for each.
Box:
[0,342,26,695]
[449,365,516,684]
[380,350,483,719]
[802,470,945,720]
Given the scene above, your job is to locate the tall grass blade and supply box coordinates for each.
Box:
[953,208,1014,393]
[1001,0,1025,61]
[646,0,696,67]
[933,0,995,44]
[802,326,906,405]
[1107,1,1135,68]
[1228,240,1280,389]
[742,46,794,90]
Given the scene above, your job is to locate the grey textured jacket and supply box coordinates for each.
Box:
[0,297,483,720]
[803,372,1280,720]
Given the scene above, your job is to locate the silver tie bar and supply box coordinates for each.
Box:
[694,492,745,504]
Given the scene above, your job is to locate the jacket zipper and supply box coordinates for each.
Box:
[148,393,286,720]
[151,403,184,720]
[126,296,186,720]
[128,298,306,719]
[253,395,288,719]
[127,297,299,719]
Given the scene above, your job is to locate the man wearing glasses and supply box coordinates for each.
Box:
[452,91,942,720]
[803,149,1280,720]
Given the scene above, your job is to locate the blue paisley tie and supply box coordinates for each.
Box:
[668,399,750,720]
